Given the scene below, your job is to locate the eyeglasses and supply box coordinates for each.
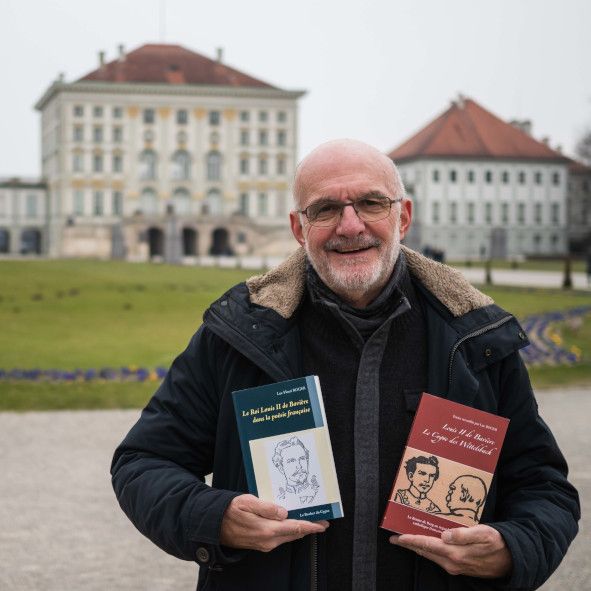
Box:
[298,195,402,227]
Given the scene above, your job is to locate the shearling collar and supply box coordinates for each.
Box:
[245,246,493,320]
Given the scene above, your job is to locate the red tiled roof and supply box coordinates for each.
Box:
[79,44,276,89]
[568,159,591,174]
[388,97,567,162]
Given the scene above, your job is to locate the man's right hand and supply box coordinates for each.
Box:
[219,494,329,552]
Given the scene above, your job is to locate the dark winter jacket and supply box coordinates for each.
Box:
[111,246,580,591]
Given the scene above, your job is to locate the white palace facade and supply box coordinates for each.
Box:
[390,96,572,260]
[28,43,305,261]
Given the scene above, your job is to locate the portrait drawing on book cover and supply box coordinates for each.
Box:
[394,455,441,513]
[435,475,488,522]
[271,436,320,510]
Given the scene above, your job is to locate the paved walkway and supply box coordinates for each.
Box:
[1,388,589,590]
[457,267,590,289]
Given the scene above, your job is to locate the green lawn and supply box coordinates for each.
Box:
[1,260,590,410]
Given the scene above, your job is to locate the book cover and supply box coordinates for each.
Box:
[232,375,344,522]
[381,393,509,537]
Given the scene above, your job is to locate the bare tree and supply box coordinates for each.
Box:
[576,129,591,166]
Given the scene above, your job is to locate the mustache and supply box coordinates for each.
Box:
[323,235,381,252]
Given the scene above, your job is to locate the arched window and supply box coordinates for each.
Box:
[140,188,158,215]
[206,189,222,216]
[172,188,191,215]
[139,150,157,180]
[171,150,191,180]
[206,151,222,181]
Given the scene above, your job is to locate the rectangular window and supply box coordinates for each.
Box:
[73,126,84,142]
[113,126,123,143]
[277,157,286,175]
[449,170,457,183]
[93,106,103,118]
[534,203,542,224]
[467,170,475,183]
[240,110,250,122]
[176,109,188,125]
[502,171,509,184]
[485,202,492,224]
[209,110,220,125]
[501,203,509,223]
[26,194,38,217]
[277,111,287,123]
[93,153,103,173]
[143,108,155,124]
[259,157,268,175]
[74,105,84,117]
[240,157,249,175]
[113,154,123,173]
[552,172,560,186]
[74,190,85,215]
[485,170,493,183]
[277,130,286,146]
[518,203,525,224]
[72,153,83,172]
[449,202,457,223]
[518,171,526,184]
[258,192,268,215]
[113,106,123,118]
[535,171,543,184]
[112,191,123,216]
[467,202,475,224]
[93,126,103,143]
[239,192,249,216]
[259,130,268,146]
[93,191,104,216]
[240,130,249,146]
[432,202,439,224]
[259,110,268,123]
[551,203,560,224]
[432,169,440,182]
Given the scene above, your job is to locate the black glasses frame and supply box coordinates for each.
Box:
[298,195,403,227]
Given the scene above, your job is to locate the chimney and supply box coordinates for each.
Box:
[118,44,126,61]
[98,50,106,67]
[216,47,224,63]
[510,119,532,136]
[542,136,549,145]
[556,145,562,154]
[456,93,466,109]
[57,72,65,83]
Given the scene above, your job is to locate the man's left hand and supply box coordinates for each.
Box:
[389,524,512,578]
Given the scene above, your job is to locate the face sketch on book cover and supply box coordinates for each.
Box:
[392,449,489,526]
[267,434,325,510]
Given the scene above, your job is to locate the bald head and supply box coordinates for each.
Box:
[293,139,405,208]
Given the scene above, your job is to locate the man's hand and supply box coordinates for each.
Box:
[390,524,512,578]
[220,494,329,552]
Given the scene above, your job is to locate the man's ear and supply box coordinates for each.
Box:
[399,199,413,240]
[290,211,306,246]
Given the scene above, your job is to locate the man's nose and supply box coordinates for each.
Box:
[335,203,366,235]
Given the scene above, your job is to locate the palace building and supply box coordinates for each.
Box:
[389,96,571,260]
[31,43,305,261]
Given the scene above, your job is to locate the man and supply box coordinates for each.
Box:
[273,437,319,508]
[112,139,579,591]
[394,455,440,513]
[437,475,488,523]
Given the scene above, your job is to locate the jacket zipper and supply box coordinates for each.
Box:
[310,534,318,591]
[447,315,513,392]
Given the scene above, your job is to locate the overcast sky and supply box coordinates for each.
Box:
[1,0,590,177]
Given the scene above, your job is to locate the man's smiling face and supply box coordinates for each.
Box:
[290,140,411,308]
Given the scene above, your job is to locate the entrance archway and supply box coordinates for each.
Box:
[21,228,42,254]
[147,227,164,258]
[209,227,233,255]
[182,227,198,256]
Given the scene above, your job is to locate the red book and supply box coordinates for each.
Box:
[381,393,509,537]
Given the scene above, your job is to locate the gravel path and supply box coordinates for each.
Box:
[1,388,589,590]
